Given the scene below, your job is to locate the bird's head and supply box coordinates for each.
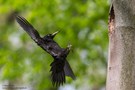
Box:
[43,31,59,40]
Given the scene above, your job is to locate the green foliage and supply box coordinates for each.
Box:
[0,0,109,89]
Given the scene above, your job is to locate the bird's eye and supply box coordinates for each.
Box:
[46,35,49,37]
[48,34,51,36]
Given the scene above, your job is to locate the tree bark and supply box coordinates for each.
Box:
[106,0,135,90]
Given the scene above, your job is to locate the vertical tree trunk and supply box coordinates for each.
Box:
[106,0,135,90]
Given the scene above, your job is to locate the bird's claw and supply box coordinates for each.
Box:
[67,44,72,50]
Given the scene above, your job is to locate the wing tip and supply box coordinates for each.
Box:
[50,60,66,87]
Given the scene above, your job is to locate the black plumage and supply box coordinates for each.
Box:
[15,15,76,86]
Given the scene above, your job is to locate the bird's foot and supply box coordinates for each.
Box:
[67,43,72,50]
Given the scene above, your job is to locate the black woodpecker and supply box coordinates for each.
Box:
[15,15,76,86]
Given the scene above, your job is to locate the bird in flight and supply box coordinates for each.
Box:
[15,15,76,86]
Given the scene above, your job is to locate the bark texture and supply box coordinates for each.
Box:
[106,0,135,90]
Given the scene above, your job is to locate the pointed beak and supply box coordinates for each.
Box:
[51,31,59,38]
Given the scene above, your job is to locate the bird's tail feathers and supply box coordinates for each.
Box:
[64,60,76,80]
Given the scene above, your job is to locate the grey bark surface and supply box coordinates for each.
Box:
[106,0,135,90]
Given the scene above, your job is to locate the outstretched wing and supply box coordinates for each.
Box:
[15,15,50,53]
[15,15,42,44]
[50,59,65,86]
[50,58,76,86]
[15,15,61,57]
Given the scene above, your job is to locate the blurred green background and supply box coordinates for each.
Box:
[0,0,109,90]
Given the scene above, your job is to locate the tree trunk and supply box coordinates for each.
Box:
[106,0,135,90]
